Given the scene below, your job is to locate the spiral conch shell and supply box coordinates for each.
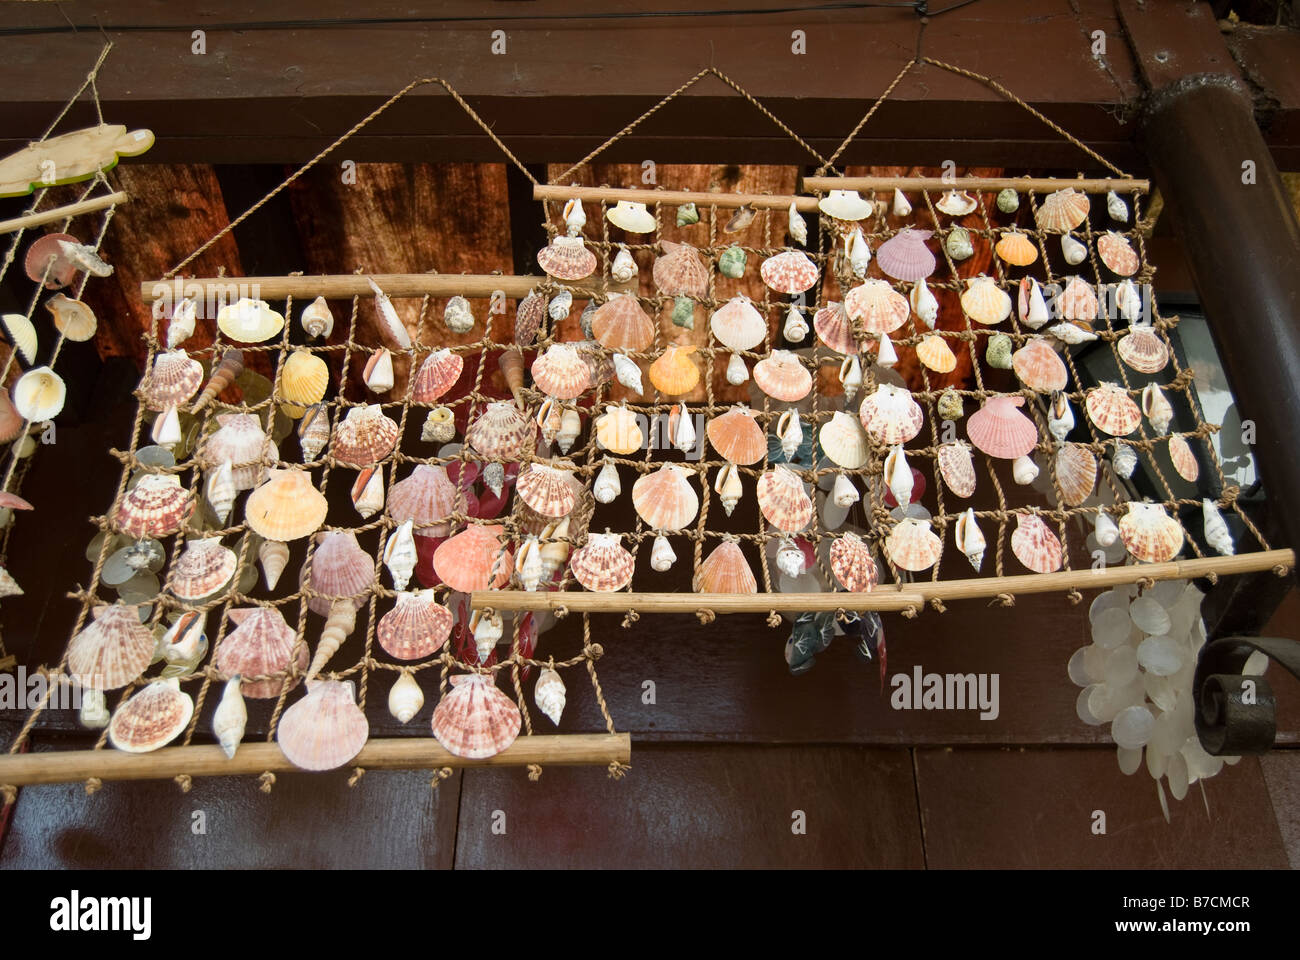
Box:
[714,463,743,516]
[1141,382,1173,436]
[300,296,334,339]
[1203,499,1234,556]
[650,534,677,572]
[954,507,986,572]
[534,667,566,726]
[383,519,418,591]
[884,445,913,508]
[212,676,247,759]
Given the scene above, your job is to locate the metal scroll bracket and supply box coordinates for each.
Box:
[1194,635,1300,756]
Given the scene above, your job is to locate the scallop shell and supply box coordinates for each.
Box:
[1098,231,1139,276]
[278,350,329,416]
[706,405,766,465]
[13,365,65,421]
[300,296,334,339]
[1085,382,1141,436]
[995,231,1038,266]
[760,250,819,294]
[1011,337,1068,393]
[515,291,547,346]
[171,537,237,600]
[42,292,95,341]
[1010,514,1063,573]
[937,441,977,498]
[819,189,873,221]
[67,604,155,690]
[845,279,909,335]
[277,679,369,771]
[377,589,453,660]
[569,531,635,592]
[606,199,656,233]
[709,296,767,352]
[813,302,857,354]
[466,401,535,460]
[830,532,878,592]
[591,295,655,352]
[693,538,757,593]
[114,473,193,538]
[302,530,374,616]
[1119,502,1184,563]
[410,349,464,403]
[753,350,812,402]
[594,404,644,455]
[216,607,309,698]
[1035,187,1090,233]
[960,276,1012,326]
[431,674,521,760]
[756,465,813,532]
[433,524,512,592]
[532,343,593,399]
[967,395,1038,459]
[0,389,22,444]
[141,350,203,411]
[1168,434,1199,482]
[885,518,942,571]
[653,241,709,297]
[648,344,701,396]
[216,298,285,343]
[516,464,577,518]
[1056,276,1099,323]
[24,232,79,288]
[632,463,699,531]
[936,190,977,216]
[916,335,957,374]
[858,383,924,445]
[331,404,399,466]
[875,229,936,281]
[537,235,596,280]
[109,678,193,753]
[818,410,870,470]
[1117,325,1168,374]
[1,313,37,365]
[201,413,274,490]
[245,469,329,542]
[1054,442,1097,506]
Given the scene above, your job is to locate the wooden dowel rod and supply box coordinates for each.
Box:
[0,190,130,235]
[0,734,630,787]
[139,273,631,304]
[472,549,1293,615]
[534,183,819,212]
[801,176,1150,195]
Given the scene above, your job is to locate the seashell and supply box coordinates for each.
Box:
[753,350,812,402]
[141,349,203,411]
[306,600,357,680]
[986,333,1013,369]
[1018,277,1050,329]
[995,230,1037,267]
[954,507,986,571]
[1055,442,1097,505]
[846,228,872,278]
[378,589,453,660]
[759,250,819,295]
[1060,233,1088,265]
[776,410,803,460]
[431,674,521,760]
[201,413,273,490]
[671,400,694,455]
[996,188,1020,213]
[1011,337,1067,393]
[967,395,1038,459]
[831,472,859,509]
[1011,514,1063,573]
[1056,276,1099,322]
[517,464,577,518]
[936,190,977,217]
[885,445,914,507]
[591,294,655,352]
[212,676,247,758]
[788,202,808,245]
[783,305,808,343]
[607,200,656,233]
[1046,322,1098,345]
[858,383,923,445]
[331,404,399,466]
[813,302,856,354]
[1107,190,1129,222]
[1098,231,1139,277]
[557,407,582,453]
[648,343,701,396]
[68,604,155,690]
[537,235,596,280]
[595,404,643,455]
[539,517,571,577]
[877,331,897,374]
[717,243,747,279]
[514,536,544,591]
[304,530,374,615]
[839,354,863,401]
[611,247,638,282]
[1119,501,1183,563]
[676,203,700,227]
[637,532,673,575]
[756,464,813,532]
[279,349,329,417]
[694,537,757,594]
[714,463,744,516]
[383,519,418,591]
[937,388,963,422]
[775,537,805,578]
[108,678,193,753]
[167,297,197,349]
[1203,499,1234,556]
[466,401,534,459]
[709,296,767,352]
[151,405,182,447]
[916,335,957,374]
[1035,187,1090,233]
[388,670,424,723]
[1168,434,1199,482]
[1111,441,1138,478]
[910,279,939,329]
[570,530,635,592]
[470,609,503,663]
[593,458,621,504]
[1111,279,1142,323]
[245,469,328,542]
[202,459,237,527]
[819,189,873,221]
[259,537,289,589]
[298,404,331,462]
[831,532,878,591]
[216,298,285,343]
[434,524,512,592]
[114,473,192,538]
[937,441,976,498]
[608,353,644,400]
[876,228,935,281]
[547,289,572,323]
[1095,510,1120,547]
[819,410,870,470]
[52,238,112,277]
[1047,391,1075,441]
[1085,382,1141,436]
[277,679,369,771]
[514,291,547,347]
[1141,382,1173,436]
[892,189,912,217]
[363,347,395,393]
[1117,324,1168,374]
[845,279,908,335]
[193,348,244,412]
[536,397,561,442]
[46,293,97,341]
[945,226,974,260]
[633,463,698,530]
[534,667,566,725]
[300,296,334,339]
[960,276,1012,326]
[25,233,80,288]
[13,365,65,421]
[532,343,592,399]
[653,241,709,297]
[171,537,237,600]
[885,517,942,571]
[671,296,695,329]
[1012,454,1038,485]
[1,313,37,366]
[562,197,587,236]
[216,607,308,698]
[707,405,766,465]
[421,406,456,444]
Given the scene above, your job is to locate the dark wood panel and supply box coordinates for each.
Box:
[1259,750,1300,869]
[453,743,923,869]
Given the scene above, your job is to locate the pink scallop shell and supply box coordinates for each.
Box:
[845,280,909,335]
[302,531,375,616]
[432,524,512,592]
[1010,514,1063,573]
[813,301,857,354]
[216,607,310,699]
[388,464,459,537]
[1098,232,1139,277]
[875,229,936,281]
[412,349,464,402]
[936,441,977,498]
[377,590,453,660]
[1084,383,1141,436]
[753,351,813,402]
[756,466,813,532]
[830,533,878,592]
[966,395,1038,459]
[858,384,923,445]
[431,674,522,759]
[465,401,535,459]
[277,679,370,770]
[693,539,757,593]
[67,604,155,690]
[760,251,819,294]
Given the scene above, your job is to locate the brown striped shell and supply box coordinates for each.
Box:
[277,679,370,771]
[431,674,521,760]
[632,463,699,531]
[215,606,309,699]
[1098,231,1139,276]
[113,474,193,539]
[516,464,577,518]
[1119,502,1184,563]
[537,235,596,281]
[569,531,635,592]
[705,405,766,465]
[591,294,655,352]
[108,679,193,753]
[1011,337,1068,393]
[759,250,819,295]
[813,301,858,354]
[1034,188,1090,233]
[937,441,977,498]
[412,349,464,403]
[858,383,923,445]
[1168,434,1199,482]
[884,518,942,572]
[693,538,757,594]
[845,279,909,335]
[652,241,709,297]
[67,604,155,690]
[1010,514,1063,573]
[170,537,237,601]
[388,464,459,538]
[1117,325,1168,374]
[515,292,548,346]
[1085,382,1142,436]
[331,404,399,466]
[1054,442,1097,506]
[377,589,453,660]
[756,465,813,532]
[302,531,374,616]
[830,533,879,592]
[466,401,535,460]
[141,350,202,411]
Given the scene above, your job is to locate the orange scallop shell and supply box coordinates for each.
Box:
[632,464,699,531]
[753,351,812,402]
[756,465,813,532]
[693,539,757,593]
[378,590,453,660]
[706,406,766,465]
[412,349,464,402]
[1168,434,1199,482]
[1084,383,1141,436]
[433,524,512,592]
[995,231,1038,266]
[916,335,957,373]
[1011,337,1068,393]
[1034,188,1090,233]
[1098,231,1139,277]
[1010,514,1063,573]
[653,241,709,297]
[648,344,701,396]
[1119,502,1184,563]
[1056,276,1099,323]
[591,295,656,352]
[845,279,909,335]
[516,465,577,518]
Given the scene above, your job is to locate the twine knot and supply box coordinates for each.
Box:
[901,605,919,619]
[696,608,716,625]
[0,784,17,807]
[430,767,454,791]
[621,608,640,628]
[607,760,631,781]
[84,777,103,796]
[992,593,1016,608]
[766,610,783,628]
[527,763,543,782]
[554,604,570,620]
[1066,588,1083,606]
[347,767,366,787]
[174,773,193,794]
[258,771,276,793]
[930,597,948,613]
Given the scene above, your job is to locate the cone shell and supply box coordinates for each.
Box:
[706,406,766,465]
[433,524,512,592]
[108,679,193,753]
[141,350,202,410]
[916,335,957,374]
[304,531,374,615]
[216,298,285,343]
[967,395,1038,459]
[591,295,655,352]
[431,674,521,760]
[277,679,369,771]
[245,469,329,541]
[709,296,767,352]
[300,296,334,339]
[845,279,909,335]
[535,667,566,725]
[297,404,330,461]
[858,383,924,445]
[466,401,535,460]
[1011,337,1068,393]
[331,404,399,466]
[1085,382,1141,436]
[995,231,1038,266]
[1168,434,1199,482]
[377,590,453,660]
[278,350,329,416]
[648,343,701,396]
[216,607,309,698]
[875,229,935,282]
[1098,231,1139,276]
[1035,188,1090,233]
[537,235,596,281]
[1117,325,1168,374]
[632,463,699,531]
[516,464,577,518]
[693,539,757,593]
[885,518,942,571]
[114,473,193,538]
[569,531,635,592]
[819,410,870,470]
[532,343,592,399]
[411,348,464,403]
[67,604,155,690]
[594,404,644,455]
[171,538,237,600]
[937,441,977,498]
[1057,276,1099,323]
[1054,442,1097,506]
[1011,514,1063,573]
[653,241,709,297]
[960,277,1012,326]
[753,350,812,402]
[13,365,65,421]
[760,250,819,294]
[200,413,274,490]
[813,302,857,354]
[756,465,813,532]
[830,533,878,592]
[1119,502,1184,563]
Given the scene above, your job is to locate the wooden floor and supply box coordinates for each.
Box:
[1,361,1296,869]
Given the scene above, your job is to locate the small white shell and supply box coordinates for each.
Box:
[1203,498,1235,556]
[650,534,677,572]
[367,278,412,348]
[1095,510,1120,547]
[388,669,424,723]
[383,519,418,591]
[593,459,621,504]
[612,352,644,394]
[777,410,802,460]
[556,408,582,454]
[672,403,696,453]
[788,202,807,246]
[839,354,863,402]
[444,295,476,334]
[152,405,182,447]
[168,297,198,349]
[563,197,587,236]
[1142,382,1173,435]
[847,228,871,278]
[212,676,247,758]
[1107,190,1129,222]
[535,667,566,725]
[471,610,503,664]
[1061,234,1087,265]
[1012,454,1039,485]
[1112,442,1138,478]
[714,463,743,516]
[1020,278,1049,329]
[775,537,805,578]
[79,687,110,729]
[516,536,543,591]
[1046,322,1097,345]
[892,189,912,218]
[353,467,385,519]
[783,305,808,343]
[910,279,938,329]
[1047,392,1075,442]
[611,247,637,282]
[1116,279,1143,321]
[885,445,913,507]
[832,472,859,508]
[364,348,395,393]
[875,333,897,368]
[548,289,573,322]
[954,507,986,571]
[725,352,749,385]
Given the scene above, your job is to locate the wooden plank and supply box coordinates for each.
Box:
[0,191,129,235]
[1259,750,1300,869]
[1116,0,1243,92]
[534,183,818,211]
[915,747,1290,868]
[139,272,598,302]
[453,743,924,868]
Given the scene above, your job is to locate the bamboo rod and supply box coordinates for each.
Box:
[472,549,1294,615]
[534,183,819,212]
[0,734,631,788]
[139,273,633,303]
[0,190,130,235]
[801,175,1150,195]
